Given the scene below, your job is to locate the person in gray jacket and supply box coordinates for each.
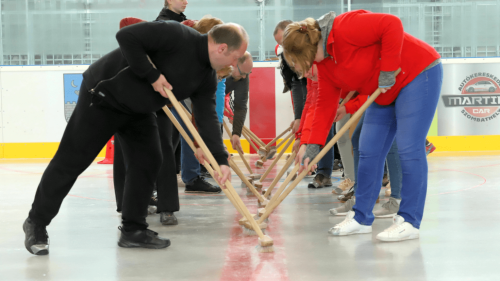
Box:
[224,51,253,152]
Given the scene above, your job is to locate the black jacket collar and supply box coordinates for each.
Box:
[198,34,211,69]
[156,8,187,22]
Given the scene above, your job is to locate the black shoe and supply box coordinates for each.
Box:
[305,170,316,178]
[382,173,390,187]
[160,212,178,225]
[199,166,212,178]
[339,189,354,203]
[333,159,343,172]
[200,171,212,178]
[185,176,221,193]
[308,173,332,188]
[23,218,49,255]
[308,182,323,188]
[117,227,170,249]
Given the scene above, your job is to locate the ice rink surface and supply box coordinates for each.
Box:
[0,153,499,281]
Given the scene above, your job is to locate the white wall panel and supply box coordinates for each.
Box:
[0,70,3,143]
[274,66,294,136]
[0,65,88,143]
[1,59,496,145]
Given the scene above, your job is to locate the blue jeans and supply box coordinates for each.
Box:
[352,112,402,198]
[317,124,335,177]
[353,63,443,228]
[171,103,200,184]
[351,113,364,193]
[386,140,402,199]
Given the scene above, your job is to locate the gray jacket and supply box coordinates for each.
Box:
[317,12,336,60]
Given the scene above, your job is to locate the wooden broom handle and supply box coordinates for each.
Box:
[262,164,300,220]
[263,150,296,198]
[241,130,259,152]
[265,126,292,149]
[339,90,356,107]
[162,106,249,219]
[229,158,266,202]
[260,68,402,222]
[258,132,294,182]
[259,93,374,223]
[163,87,268,238]
[222,120,253,175]
[274,133,290,150]
[243,126,266,147]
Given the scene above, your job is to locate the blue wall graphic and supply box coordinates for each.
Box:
[63,74,83,122]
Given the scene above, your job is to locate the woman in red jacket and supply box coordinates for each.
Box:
[283,10,442,242]
[294,63,366,190]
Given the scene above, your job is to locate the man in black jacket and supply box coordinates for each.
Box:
[23,21,248,255]
[114,0,196,229]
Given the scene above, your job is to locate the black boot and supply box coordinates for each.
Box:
[160,212,178,225]
[117,227,170,249]
[185,176,221,193]
[23,218,49,255]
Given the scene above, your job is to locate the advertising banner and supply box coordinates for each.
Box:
[438,63,500,136]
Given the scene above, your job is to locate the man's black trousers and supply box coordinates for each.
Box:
[28,81,162,231]
[113,109,180,214]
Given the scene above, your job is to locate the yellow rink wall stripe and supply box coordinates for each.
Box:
[1,135,498,158]
[224,139,294,154]
[427,135,500,152]
[0,143,106,159]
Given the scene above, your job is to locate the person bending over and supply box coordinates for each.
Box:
[24,21,248,255]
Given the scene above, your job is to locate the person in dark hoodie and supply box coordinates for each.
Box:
[158,0,188,181]
[23,21,248,255]
[157,0,223,194]
[157,0,188,22]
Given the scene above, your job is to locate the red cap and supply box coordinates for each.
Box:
[181,19,198,28]
[119,17,146,29]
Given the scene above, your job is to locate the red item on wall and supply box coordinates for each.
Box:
[249,68,276,153]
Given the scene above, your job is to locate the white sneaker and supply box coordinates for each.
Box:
[339,178,354,190]
[177,174,185,188]
[329,198,355,216]
[147,205,157,215]
[373,197,399,218]
[328,210,372,236]
[376,215,419,242]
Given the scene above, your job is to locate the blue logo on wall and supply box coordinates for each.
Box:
[63,74,83,122]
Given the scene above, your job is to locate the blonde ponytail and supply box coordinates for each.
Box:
[282,18,321,77]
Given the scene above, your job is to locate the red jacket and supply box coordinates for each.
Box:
[296,79,319,142]
[309,10,440,146]
[297,79,368,145]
